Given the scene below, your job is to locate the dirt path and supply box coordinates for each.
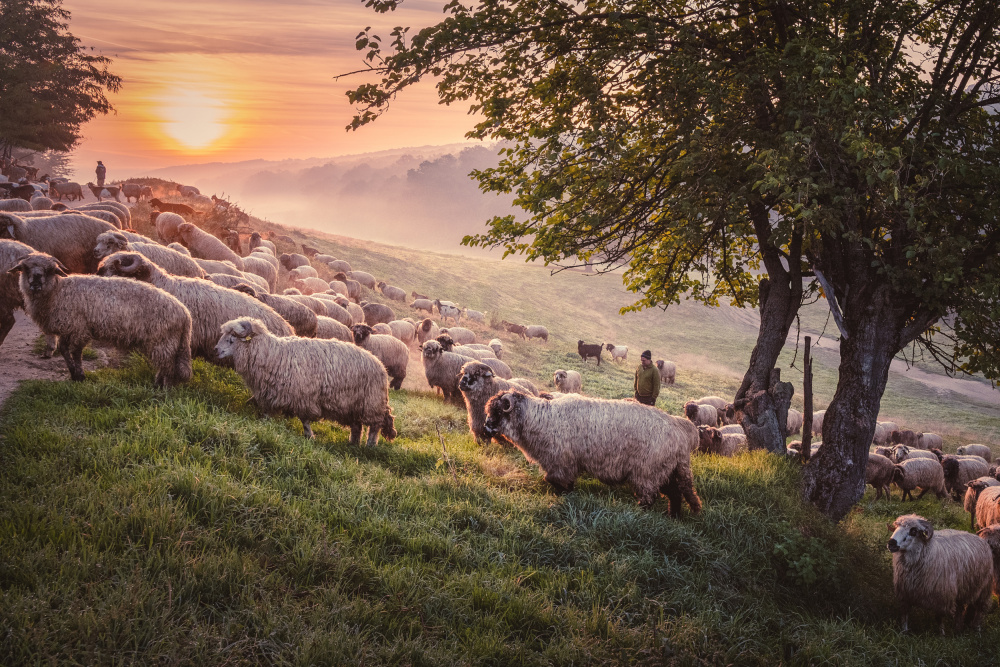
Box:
[0,311,107,407]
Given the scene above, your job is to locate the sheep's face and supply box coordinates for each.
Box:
[421,340,443,361]
[459,363,493,393]
[435,334,455,351]
[697,426,721,453]
[605,343,614,351]
[93,232,128,259]
[887,515,933,553]
[553,370,567,387]
[684,403,699,421]
[216,318,258,359]
[97,252,153,282]
[352,324,372,345]
[483,391,520,438]
[10,252,66,293]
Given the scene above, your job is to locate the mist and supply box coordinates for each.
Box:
[144,143,522,256]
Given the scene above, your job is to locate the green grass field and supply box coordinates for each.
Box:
[1,216,999,664]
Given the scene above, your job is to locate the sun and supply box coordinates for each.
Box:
[159,89,229,150]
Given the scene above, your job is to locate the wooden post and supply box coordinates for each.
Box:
[801,336,813,463]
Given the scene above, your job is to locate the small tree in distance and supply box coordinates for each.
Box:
[344,0,1000,520]
[0,0,121,160]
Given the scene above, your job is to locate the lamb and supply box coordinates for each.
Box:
[93,231,206,278]
[892,458,947,501]
[502,320,527,339]
[361,301,394,326]
[177,223,245,270]
[0,239,34,347]
[553,369,582,393]
[942,455,990,500]
[293,276,333,295]
[377,281,407,302]
[684,402,720,427]
[965,478,1000,530]
[483,391,702,515]
[655,359,676,385]
[233,283,317,337]
[410,298,435,314]
[887,514,993,634]
[279,253,311,271]
[386,319,416,346]
[525,325,549,341]
[605,343,628,362]
[891,429,921,449]
[150,198,194,216]
[488,338,503,359]
[241,254,278,292]
[919,432,944,450]
[216,317,396,444]
[13,252,192,386]
[463,308,485,324]
[786,408,803,436]
[696,426,746,456]
[1,212,116,274]
[416,318,440,345]
[421,339,471,405]
[866,453,895,500]
[577,340,603,364]
[439,326,476,344]
[957,444,992,461]
[351,324,408,390]
[96,252,293,361]
[458,361,540,444]
[347,270,377,289]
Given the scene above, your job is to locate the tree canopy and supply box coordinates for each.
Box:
[0,0,121,156]
[346,0,1000,518]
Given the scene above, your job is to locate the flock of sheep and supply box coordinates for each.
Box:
[1,184,999,634]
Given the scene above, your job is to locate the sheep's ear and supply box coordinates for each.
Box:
[52,260,69,277]
[886,522,894,533]
[7,260,26,275]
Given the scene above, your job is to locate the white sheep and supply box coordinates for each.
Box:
[292,276,331,295]
[488,338,503,360]
[334,296,365,325]
[463,307,485,323]
[964,478,1000,530]
[918,432,944,450]
[892,458,947,501]
[351,324,408,390]
[168,242,190,256]
[410,298,435,314]
[288,265,319,280]
[328,259,352,274]
[96,252,292,361]
[13,252,192,386]
[785,408,803,436]
[957,444,992,461]
[890,445,940,464]
[696,426,747,456]
[241,254,278,292]
[217,317,396,444]
[315,315,353,342]
[386,319,416,346]
[416,318,440,345]
[524,325,548,342]
[483,391,702,515]
[0,239,34,347]
[420,339,469,405]
[941,455,990,500]
[866,453,895,501]
[194,258,242,277]
[93,231,206,278]
[177,222,245,271]
[458,360,538,444]
[684,402,719,427]
[439,326,476,344]
[553,369,582,393]
[974,486,1000,531]
[377,281,407,302]
[233,283,317,337]
[655,359,676,385]
[811,409,827,436]
[155,212,186,244]
[0,199,31,212]
[887,514,993,633]
[347,270,376,289]
[605,343,628,363]
[1,212,116,274]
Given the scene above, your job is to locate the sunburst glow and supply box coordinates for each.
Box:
[159,89,229,149]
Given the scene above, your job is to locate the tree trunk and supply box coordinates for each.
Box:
[801,283,902,520]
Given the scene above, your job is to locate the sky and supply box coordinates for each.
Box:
[62,0,478,181]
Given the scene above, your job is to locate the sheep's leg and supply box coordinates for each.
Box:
[349,424,362,446]
[660,478,683,517]
[43,333,58,358]
[544,473,574,495]
[0,307,15,347]
[672,462,702,515]
[916,487,930,500]
[364,424,380,447]
[301,420,315,439]
[899,608,909,633]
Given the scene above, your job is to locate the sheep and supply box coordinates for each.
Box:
[372,323,392,335]
[93,231,206,278]
[892,458,947,501]
[251,248,280,268]
[886,514,993,634]
[942,455,990,500]
[48,181,84,201]
[150,198,194,216]
[786,408,803,436]
[288,265,319,280]
[63,207,120,227]
[684,402,720,427]
[919,433,944,450]
[605,343,628,363]
[248,233,276,254]
[313,254,336,264]
[577,340,603,364]
[435,334,494,360]
[464,308,485,324]
[866,453,895,500]
[890,445,941,464]
[327,279,349,297]
[421,339,471,405]
[350,324,408,390]
[361,301,394,326]
[891,429,920,449]
[284,293,330,317]
[0,239,34,347]
[439,326,476,345]
[957,444,992,461]
[695,396,728,411]
[327,259,352,274]
[331,272,362,301]
[1,212,116,274]
[553,369,582,393]
[458,342,497,356]
[152,212,185,244]
[649,361,675,388]
[458,361,538,444]
[873,445,894,458]
[0,198,32,212]
[293,277,333,295]
[194,258,242,277]
[437,302,462,323]
[177,223,244,271]
[96,252,293,361]
[86,183,121,201]
[216,317,397,444]
[269,232,296,245]
[168,242,190,255]
[347,270,376,289]
[489,338,503,359]
[979,525,1000,596]
[279,253,311,271]
[410,298,434,314]
[305,294,353,326]
[810,409,827,436]
[334,296,365,325]
[177,184,201,197]
[416,318,440,345]
[502,320,527,339]
[208,272,269,294]
[118,182,144,203]
[30,195,53,210]
[315,316,354,342]
[233,283,317,337]
[523,325,548,342]
[696,426,746,456]
[411,290,428,300]
[377,281,407,302]
[964,478,1000,530]
[241,254,278,291]
[13,252,192,386]
[719,424,745,435]
[79,200,131,226]
[386,319,416,346]
[873,421,899,446]
[483,391,702,515]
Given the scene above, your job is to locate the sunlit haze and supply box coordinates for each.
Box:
[63,0,477,180]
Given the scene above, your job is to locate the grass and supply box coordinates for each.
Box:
[3,218,998,663]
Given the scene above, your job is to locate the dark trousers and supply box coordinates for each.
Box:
[634,393,655,406]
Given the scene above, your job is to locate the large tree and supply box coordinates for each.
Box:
[345,0,1000,520]
[0,0,121,158]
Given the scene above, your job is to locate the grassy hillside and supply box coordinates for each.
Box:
[2,215,999,663]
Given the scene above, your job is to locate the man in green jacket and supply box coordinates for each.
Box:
[634,350,660,406]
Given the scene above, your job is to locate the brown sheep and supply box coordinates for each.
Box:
[866,453,895,501]
[978,525,1000,596]
[974,486,1000,532]
[965,478,1000,531]
[891,429,921,449]
[941,455,989,500]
